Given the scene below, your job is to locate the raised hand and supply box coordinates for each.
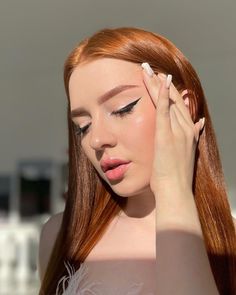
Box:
[141,62,205,196]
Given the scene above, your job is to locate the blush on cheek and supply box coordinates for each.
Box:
[135,116,145,125]
[132,114,156,154]
[134,115,156,137]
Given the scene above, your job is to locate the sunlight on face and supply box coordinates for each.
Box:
[69,58,157,197]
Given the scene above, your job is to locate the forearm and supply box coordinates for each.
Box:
[155,189,219,295]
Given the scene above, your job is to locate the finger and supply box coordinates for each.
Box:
[195,117,205,141]
[155,74,173,133]
[169,103,184,138]
[173,102,205,142]
[158,74,193,125]
[171,86,193,122]
[141,63,172,133]
[181,89,189,97]
[141,63,161,107]
[181,90,190,107]
[172,103,199,141]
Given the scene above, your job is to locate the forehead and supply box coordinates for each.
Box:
[68,58,143,106]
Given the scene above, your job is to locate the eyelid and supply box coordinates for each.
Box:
[112,97,142,114]
[77,97,142,133]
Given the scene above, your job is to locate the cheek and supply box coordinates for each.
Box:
[81,142,95,166]
[123,112,156,156]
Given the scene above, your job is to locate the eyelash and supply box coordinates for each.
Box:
[75,97,142,136]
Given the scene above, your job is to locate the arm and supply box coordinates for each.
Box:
[37,212,63,282]
[155,189,220,295]
[141,64,219,294]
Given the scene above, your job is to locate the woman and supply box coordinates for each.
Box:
[38,27,236,294]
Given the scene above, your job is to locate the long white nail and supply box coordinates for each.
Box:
[200,117,205,130]
[166,74,172,89]
[141,62,154,77]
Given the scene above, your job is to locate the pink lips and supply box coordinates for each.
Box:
[100,158,131,181]
[105,162,131,181]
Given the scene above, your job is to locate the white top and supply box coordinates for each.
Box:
[56,261,155,295]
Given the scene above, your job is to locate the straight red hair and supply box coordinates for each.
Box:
[39,27,236,295]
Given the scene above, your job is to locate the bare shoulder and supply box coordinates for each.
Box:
[38,211,64,282]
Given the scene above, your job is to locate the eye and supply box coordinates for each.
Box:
[75,97,142,137]
[112,97,141,117]
[74,123,90,137]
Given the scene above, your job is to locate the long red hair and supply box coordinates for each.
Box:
[39,27,236,295]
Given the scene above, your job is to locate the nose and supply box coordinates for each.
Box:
[89,119,117,151]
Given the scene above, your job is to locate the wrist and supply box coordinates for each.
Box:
[154,185,194,202]
[155,190,202,234]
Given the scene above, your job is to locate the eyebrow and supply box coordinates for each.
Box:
[70,84,139,118]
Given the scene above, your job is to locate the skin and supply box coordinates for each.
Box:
[69,58,189,226]
[142,67,221,294]
[69,58,222,294]
[38,57,236,292]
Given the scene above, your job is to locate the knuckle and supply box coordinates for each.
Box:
[156,104,169,116]
[160,110,170,117]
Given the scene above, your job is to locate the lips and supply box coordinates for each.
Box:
[105,162,131,181]
[100,158,131,173]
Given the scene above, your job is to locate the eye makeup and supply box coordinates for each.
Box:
[74,96,142,137]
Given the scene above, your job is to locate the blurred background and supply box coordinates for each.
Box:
[0,0,235,294]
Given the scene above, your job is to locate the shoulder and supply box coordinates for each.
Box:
[38,211,64,282]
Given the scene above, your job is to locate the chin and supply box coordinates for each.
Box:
[110,181,151,198]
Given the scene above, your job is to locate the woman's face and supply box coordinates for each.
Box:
[69,58,157,197]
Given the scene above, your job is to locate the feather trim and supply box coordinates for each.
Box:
[56,261,102,295]
[56,260,155,294]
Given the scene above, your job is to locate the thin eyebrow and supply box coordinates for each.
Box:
[70,84,139,118]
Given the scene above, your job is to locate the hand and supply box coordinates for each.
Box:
[141,63,205,196]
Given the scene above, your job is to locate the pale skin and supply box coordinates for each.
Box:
[38,58,236,293]
[69,58,159,224]
[142,66,220,294]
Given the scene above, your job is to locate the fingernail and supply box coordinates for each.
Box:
[200,117,205,130]
[166,74,172,89]
[141,62,154,77]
